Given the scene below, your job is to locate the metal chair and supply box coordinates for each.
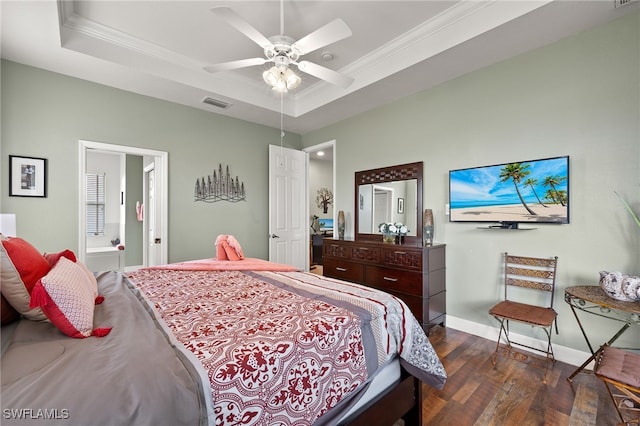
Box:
[489,252,559,383]
[594,345,640,425]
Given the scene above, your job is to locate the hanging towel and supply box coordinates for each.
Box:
[136,201,144,222]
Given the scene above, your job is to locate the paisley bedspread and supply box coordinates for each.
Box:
[126,268,446,425]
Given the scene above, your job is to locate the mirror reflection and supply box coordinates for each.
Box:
[358,179,417,235]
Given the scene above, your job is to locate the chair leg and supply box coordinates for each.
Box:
[540,327,555,384]
[603,380,628,424]
[492,317,556,384]
[602,380,640,425]
[492,318,509,366]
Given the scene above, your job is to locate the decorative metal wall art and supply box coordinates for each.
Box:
[194,164,246,203]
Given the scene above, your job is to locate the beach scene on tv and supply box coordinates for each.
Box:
[449,157,569,224]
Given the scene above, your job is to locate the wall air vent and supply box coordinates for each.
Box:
[202,97,231,109]
[614,0,637,8]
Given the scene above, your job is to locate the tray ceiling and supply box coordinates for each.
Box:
[1,1,637,133]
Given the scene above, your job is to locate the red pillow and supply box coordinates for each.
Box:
[221,240,241,261]
[0,237,50,320]
[43,249,77,267]
[29,257,111,338]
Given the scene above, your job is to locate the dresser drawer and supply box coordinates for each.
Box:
[381,247,422,271]
[323,242,350,259]
[351,246,380,263]
[364,265,422,296]
[323,259,364,283]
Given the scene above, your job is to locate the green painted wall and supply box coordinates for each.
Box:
[302,12,640,351]
[0,61,301,261]
[1,12,638,354]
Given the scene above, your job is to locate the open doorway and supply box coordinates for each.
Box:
[78,140,168,270]
[304,140,335,273]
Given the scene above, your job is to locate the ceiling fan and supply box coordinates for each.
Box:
[203,5,354,91]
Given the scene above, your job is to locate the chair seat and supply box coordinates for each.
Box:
[596,346,640,388]
[489,300,557,327]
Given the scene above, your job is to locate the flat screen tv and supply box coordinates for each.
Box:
[449,156,569,228]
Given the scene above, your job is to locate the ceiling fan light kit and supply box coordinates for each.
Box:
[263,66,301,92]
[206,6,353,92]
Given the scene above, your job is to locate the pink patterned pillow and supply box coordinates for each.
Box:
[76,260,99,299]
[29,257,111,338]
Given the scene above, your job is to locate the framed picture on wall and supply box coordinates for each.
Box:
[397,198,405,214]
[9,155,47,197]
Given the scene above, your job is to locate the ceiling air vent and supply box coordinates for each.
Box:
[202,97,231,109]
[614,0,637,8]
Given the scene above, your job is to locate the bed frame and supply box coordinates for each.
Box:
[341,369,422,426]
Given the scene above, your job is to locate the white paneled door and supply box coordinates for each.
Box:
[269,145,308,270]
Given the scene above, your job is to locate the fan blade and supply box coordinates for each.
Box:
[297,61,353,89]
[292,19,352,55]
[204,58,267,73]
[210,7,274,50]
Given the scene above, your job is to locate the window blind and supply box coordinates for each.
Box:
[86,173,105,235]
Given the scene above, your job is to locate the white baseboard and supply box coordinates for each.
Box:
[124,265,143,272]
[445,315,592,368]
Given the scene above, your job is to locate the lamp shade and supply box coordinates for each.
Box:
[0,214,17,236]
[263,66,301,92]
[262,67,280,87]
[283,68,301,90]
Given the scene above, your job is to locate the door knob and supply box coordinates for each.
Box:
[270,234,280,239]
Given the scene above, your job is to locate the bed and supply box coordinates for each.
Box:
[1,253,446,426]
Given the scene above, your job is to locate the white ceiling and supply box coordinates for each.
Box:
[1,1,637,134]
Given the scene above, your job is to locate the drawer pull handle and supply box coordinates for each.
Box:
[336,267,348,272]
[394,251,406,255]
[383,276,398,282]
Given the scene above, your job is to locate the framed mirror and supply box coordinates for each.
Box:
[354,162,423,245]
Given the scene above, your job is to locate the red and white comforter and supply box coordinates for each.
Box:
[126,265,446,425]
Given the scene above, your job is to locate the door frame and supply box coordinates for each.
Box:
[143,162,156,268]
[304,139,336,239]
[78,140,168,267]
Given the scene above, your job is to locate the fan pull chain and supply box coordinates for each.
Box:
[279,92,285,165]
[279,0,284,35]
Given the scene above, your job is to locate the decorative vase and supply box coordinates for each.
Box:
[423,208,434,246]
[382,232,396,244]
[599,271,640,302]
[337,210,345,239]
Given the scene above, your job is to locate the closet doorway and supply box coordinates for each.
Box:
[78,140,168,270]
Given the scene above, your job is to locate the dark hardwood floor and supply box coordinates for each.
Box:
[420,326,623,426]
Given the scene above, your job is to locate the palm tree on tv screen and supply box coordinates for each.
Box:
[499,163,537,215]
[523,178,548,208]
[543,175,567,206]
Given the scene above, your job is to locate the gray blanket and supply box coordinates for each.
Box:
[1,271,208,426]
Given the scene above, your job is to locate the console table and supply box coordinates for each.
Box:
[322,238,446,332]
[564,285,640,382]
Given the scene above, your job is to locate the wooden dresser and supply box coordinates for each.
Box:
[322,238,446,332]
